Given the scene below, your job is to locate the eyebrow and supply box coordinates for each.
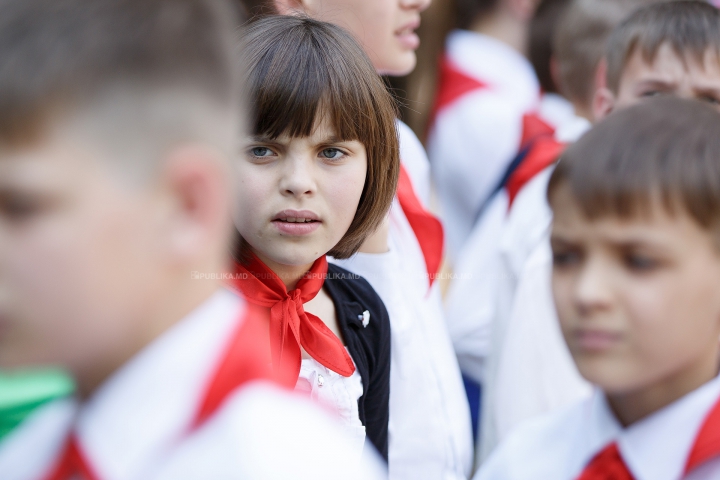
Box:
[694,85,720,98]
[634,79,677,90]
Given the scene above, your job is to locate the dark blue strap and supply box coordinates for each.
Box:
[471,143,532,226]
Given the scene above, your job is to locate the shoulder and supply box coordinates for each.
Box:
[476,399,592,480]
[326,265,388,318]
[159,382,387,480]
[396,120,431,205]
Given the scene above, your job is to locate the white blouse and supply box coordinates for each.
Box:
[295,353,366,455]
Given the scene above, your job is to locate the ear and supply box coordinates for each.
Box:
[161,145,232,265]
[507,0,539,21]
[593,87,615,122]
[273,0,307,15]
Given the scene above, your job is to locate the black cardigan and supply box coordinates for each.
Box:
[323,263,391,462]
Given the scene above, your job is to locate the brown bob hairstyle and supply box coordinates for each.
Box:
[236,15,400,260]
[548,97,720,241]
[605,1,720,94]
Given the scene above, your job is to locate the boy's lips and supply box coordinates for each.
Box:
[573,328,623,352]
[395,19,420,50]
[271,209,321,236]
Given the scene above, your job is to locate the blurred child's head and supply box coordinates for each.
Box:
[0,0,241,394]
[548,98,720,403]
[456,0,539,39]
[596,1,720,118]
[242,0,431,76]
[553,0,672,121]
[528,0,572,95]
[234,16,399,272]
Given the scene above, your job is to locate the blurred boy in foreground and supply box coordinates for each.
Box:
[0,1,384,478]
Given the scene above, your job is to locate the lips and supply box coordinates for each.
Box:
[271,209,321,236]
[395,18,421,50]
[573,329,622,352]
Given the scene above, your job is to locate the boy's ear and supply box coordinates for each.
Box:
[161,145,232,263]
[507,0,539,21]
[273,0,307,15]
[593,88,615,122]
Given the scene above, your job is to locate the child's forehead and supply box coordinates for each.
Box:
[551,184,714,246]
[624,42,720,80]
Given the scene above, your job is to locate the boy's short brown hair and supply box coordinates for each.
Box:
[606,1,720,93]
[553,0,670,109]
[237,16,400,260]
[548,97,720,240]
[0,0,240,146]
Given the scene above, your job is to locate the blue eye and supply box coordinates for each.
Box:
[250,147,274,158]
[320,148,344,160]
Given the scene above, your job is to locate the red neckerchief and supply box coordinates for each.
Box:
[397,164,444,289]
[230,254,355,378]
[576,391,720,480]
[429,55,488,126]
[576,442,633,480]
[45,302,285,480]
[684,393,720,475]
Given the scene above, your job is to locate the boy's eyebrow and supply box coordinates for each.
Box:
[633,79,676,90]
[693,85,720,98]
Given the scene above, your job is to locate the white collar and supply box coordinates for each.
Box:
[445,29,539,104]
[76,288,244,479]
[579,375,720,480]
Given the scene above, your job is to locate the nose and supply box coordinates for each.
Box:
[400,0,431,13]
[573,256,614,317]
[279,154,316,199]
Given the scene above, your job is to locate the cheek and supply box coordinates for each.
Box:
[0,194,154,366]
[623,268,720,365]
[551,270,576,331]
[324,165,366,231]
[233,166,273,234]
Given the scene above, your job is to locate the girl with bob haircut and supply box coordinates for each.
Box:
[229,15,398,461]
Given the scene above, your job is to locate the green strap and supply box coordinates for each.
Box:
[0,369,75,441]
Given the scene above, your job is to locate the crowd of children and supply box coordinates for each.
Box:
[2,0,720,479]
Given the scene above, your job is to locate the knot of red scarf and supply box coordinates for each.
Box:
[230,254,356,379]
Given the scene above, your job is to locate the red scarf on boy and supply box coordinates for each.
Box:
[230,254,356,380]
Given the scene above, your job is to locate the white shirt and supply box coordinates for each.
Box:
[296,353,366,454]
[478,108,592,459]
[332,121,474,480]
[428,29,540,259]
[475,375,720,480]
[0,289,386,480]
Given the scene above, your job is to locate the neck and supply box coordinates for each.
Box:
[606,348,720,427]
[573,102,594,123]
[254,250,315,291]
[75,263,227,399]
[469,10,528,56]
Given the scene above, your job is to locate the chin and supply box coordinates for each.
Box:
[378,52,416,77]
[263,243,326,268]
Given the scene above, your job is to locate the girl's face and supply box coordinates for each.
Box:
[294,0,431,76]
[234,118,367,268]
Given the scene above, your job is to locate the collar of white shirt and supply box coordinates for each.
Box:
[578,374,720,480]
[76,288,245,479]
[445,29,539,103]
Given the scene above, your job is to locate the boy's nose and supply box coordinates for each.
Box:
[573,259,614,316]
